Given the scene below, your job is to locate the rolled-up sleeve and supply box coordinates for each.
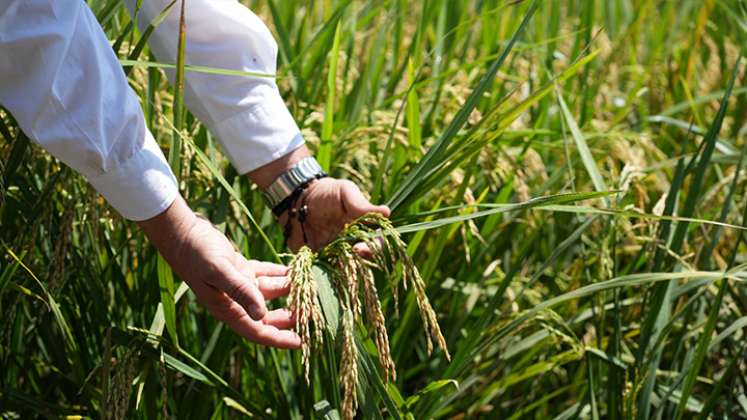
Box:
[126,0,305,174]
[0,0,178,221]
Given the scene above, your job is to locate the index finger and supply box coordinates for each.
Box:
[228,314,301,349]
[250,260,289,277]
[192,285,300,349]
[257,276,291,299]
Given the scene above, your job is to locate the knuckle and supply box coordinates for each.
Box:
[203,291,225,308]
[342,180,358,191]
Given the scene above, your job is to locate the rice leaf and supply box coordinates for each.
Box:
[556,90,608,198]
[168,0,187,179]
[156,254,178,347]
[317,21,343,171]
[387,0,538,212]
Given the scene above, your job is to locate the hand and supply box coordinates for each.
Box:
[282,177,391,252]
[246,145,390,252]
[138,197,301,349]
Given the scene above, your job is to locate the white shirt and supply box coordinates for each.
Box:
[0,0,304,220]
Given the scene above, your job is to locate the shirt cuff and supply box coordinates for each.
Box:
[211,86,306,174]
[87,130,179,221]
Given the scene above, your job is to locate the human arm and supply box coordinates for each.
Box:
[247,144,390,251]
[128,0,390,250]
[0,0,299,348]
[138,196,300,348]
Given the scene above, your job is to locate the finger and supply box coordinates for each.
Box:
[220,262,267,320]
[227,314,301,349]
[198,291,300,349]
[340,181,390,218]
[353,242,374,259]
[252,326,302,349]
[262,308,295,329]
[353,234,388,259]
[377,205,392,218]
[250,260,289,277]
[257,275,291,299]
[235,255,288,278]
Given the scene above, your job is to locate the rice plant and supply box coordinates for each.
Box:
[2,0,747,418]
[288,213,449,419]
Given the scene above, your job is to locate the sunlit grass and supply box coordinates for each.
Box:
[2,0,747,418]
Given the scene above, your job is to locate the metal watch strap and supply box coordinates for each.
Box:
[261,157,326,210]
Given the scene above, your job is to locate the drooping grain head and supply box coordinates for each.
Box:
[328,236,396,383]
[361,267,396,382]
[343,212,451,360]
[333,242,362,318]
[340,308,358,420]
[287,212,449,418]
[106,349,138,420]
[287,245,325,383]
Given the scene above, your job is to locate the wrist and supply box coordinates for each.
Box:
[247,145,311,189]
[275,179,318,250]
[264,157,327,214]
[137,195,198,260]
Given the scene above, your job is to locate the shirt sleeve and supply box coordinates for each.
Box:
[125,0,305,174]
[0,0,178,221]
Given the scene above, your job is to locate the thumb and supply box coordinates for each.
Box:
[377,204,391,218]
[220,262,267,320]
[340,181,391,218]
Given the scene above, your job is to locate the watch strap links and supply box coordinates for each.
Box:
[262,157,327,212]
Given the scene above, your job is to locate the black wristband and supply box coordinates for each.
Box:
[271,173,327,216]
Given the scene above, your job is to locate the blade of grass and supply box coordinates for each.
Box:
[697,343,747,419]
[160,110,280,260]
[556,89,608,201]
[637,55,741,418]
[121,59,276,79]
[168,0,187,179]
[122,0,178,76]
[317,21,343,171]
[386,0,538,212]
[674,280,727,419]
[394,191,614,235]
[157,254,178,348]
[405,58,422,154]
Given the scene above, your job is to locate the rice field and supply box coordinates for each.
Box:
[2,0,747,418]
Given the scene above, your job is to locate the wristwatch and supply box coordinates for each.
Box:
[262,157,327,214]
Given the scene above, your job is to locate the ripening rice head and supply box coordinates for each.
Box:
[287,246,325,383]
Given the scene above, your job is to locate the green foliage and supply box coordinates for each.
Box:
[2,0,747,418]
